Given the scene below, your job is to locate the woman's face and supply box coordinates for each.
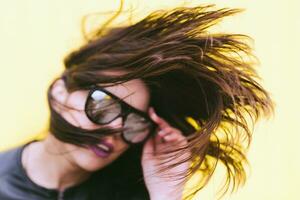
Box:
[50,72,150,172]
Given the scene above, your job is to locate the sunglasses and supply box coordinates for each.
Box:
[84,85,157,144]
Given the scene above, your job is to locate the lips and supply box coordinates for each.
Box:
[89,140,114,158]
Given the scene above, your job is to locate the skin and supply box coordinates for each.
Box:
[143,108,191,200]
[21,72,190,199]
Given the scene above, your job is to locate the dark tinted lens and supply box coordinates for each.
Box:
[123,113,152,143]
[86,90,121,124]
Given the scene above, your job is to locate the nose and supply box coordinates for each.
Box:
[104,116,124,141]
[108,116,123,128]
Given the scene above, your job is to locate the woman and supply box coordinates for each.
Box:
[0,5,273,200]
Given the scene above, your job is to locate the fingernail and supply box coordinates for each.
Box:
[164,135,173,141]
[158,130,165,136]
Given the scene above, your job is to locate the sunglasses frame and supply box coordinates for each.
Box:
[84,85,158,144]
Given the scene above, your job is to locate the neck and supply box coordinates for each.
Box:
[22,135,91,191]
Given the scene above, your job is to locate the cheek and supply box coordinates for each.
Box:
[115,142,129,155]
[65,109,102,129]
[59,109,101,130]
[110,149,127,160]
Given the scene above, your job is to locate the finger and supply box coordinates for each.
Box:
[156,127,177,144]
[154,130,165,145]
[157,127,173,137]
[164,133,182,142]
[148,107,170,129]
[163,133,188,148]
[164,131,186,143]
[156,130,184,147]
[158,127,183,138]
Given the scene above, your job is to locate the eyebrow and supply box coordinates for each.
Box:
[98,87,146,113]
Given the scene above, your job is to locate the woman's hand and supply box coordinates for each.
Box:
[142,107,191,200]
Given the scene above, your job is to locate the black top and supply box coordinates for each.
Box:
[0,142,149,200]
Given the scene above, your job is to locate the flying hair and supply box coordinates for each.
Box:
[48,3,274,199]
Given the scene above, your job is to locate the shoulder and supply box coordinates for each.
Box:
[0,145,27,199]
[0,145,23,176]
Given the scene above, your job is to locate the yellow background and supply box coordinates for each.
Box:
[0,0,299,199]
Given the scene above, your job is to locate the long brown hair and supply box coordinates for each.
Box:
[49,4,273,199]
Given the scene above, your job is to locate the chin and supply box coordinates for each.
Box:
[72,148,113,172]
[79,161,109,172]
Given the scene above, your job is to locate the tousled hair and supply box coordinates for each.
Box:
[49,4,273,199]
